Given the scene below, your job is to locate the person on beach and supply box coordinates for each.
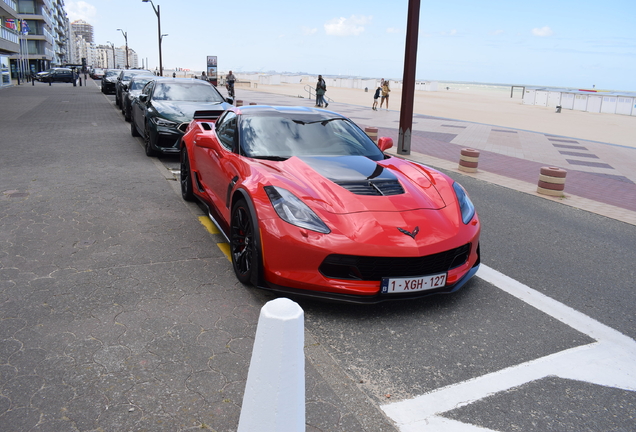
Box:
[372,86,381,110]
[315,75,328,108]
[380,81,390,110]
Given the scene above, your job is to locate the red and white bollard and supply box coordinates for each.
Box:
[365,127,378,144]
[537,166,567,196]
[458,148,480,173]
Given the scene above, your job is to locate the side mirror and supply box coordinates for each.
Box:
[122,84,128,91]
[226,97,234,105]
[377,137,393,152]
[138,94,148,103]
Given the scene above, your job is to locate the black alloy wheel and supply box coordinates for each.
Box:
[231,199,258,285]
[180,146,194,201]
[144,123,158,157]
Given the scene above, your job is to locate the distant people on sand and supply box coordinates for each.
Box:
[380,81,390,110]
[372,86,381,110]
[315,75,328,108]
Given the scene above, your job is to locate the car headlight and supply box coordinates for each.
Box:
[453,182,476,224]
[264,186,331,234]
[153,117,178,127]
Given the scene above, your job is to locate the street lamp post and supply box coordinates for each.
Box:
[142,0,163,76]
[106,41,115,69]
[116,28,129,69]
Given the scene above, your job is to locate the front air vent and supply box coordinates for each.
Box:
[335,180,404,196]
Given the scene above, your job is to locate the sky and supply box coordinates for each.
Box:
[66,0,636,91]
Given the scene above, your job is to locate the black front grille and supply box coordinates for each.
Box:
[336,180,404,196]
[319,243,471,280]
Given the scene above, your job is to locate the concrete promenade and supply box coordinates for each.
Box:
[234,87,636,227]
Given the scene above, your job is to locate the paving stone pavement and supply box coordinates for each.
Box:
[0,81,395,431]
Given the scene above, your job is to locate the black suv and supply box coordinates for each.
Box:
[39,68,77,83]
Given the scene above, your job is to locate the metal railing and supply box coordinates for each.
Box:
[1,27,19,44]
[303,84,333,104]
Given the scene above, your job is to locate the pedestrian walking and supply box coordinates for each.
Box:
[315,75,328,108]
[380,81,390,110]
[372,86,381,110]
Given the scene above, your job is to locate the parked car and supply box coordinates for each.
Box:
[38,68,77,83]
[130,78,233,156]
[115,69,153,108]
[90,68,105,80]
[179,106,481,303]
[101,69,121,94]
[120,74,155,122]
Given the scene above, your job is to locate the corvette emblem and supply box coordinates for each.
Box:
[398,226,420,239]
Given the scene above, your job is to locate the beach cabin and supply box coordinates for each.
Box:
[560,92,575,110]
[616,96,634,115]
[547,91,562,108]
[601,95,618,114]
[534,90,549,107]
[522,88,536,105]
[573,94,588,111]
[587,95,603,113]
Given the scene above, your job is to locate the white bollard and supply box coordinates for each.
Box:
[237,298,305,432]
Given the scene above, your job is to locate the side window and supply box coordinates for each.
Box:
[216,112,237,151]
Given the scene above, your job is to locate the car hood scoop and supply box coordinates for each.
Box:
[299,156,404,196]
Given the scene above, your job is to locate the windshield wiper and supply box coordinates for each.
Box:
[251,155,289,161]
[292,118,346,126]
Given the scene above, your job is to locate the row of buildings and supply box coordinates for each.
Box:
[1,0,140,88]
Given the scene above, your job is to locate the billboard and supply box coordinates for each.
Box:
[207,56,217,86]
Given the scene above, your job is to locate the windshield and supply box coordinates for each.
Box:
[131,77,153,91]
[152,82,225,102]
[239,115,385,161]
[105,70,120,77]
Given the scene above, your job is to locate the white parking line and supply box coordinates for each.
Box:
[381,264,636,432]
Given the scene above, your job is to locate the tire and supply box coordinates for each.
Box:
[144,123,159,157]
[124,105,131,122]
[131,120,140,137]
[231,199,260,285]
[180,146,195,202]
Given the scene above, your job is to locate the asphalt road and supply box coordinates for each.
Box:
[1,80,634,432]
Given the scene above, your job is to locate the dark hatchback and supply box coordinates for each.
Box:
[101,69,122,94]
[38,68,77,83]
[115,69,153,108]
[130,78,233,156]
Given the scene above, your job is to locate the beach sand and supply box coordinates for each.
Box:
[241,82,635,149]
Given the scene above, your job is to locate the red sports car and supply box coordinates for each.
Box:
[180,106,480,303]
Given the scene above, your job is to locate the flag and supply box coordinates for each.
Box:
[5,18,16,30]
[21,20,30,35]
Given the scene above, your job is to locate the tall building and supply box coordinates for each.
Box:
[0,0,20,86]
[8,0,71,79]
[70,19,92,42]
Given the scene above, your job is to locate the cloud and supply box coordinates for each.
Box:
[532,26,554,37]
[440,29,458,36]
[301,26,317,36]
[386,27,403,34]
[66,1,97,22]
[324,15,372,36]
[490,29,505,36]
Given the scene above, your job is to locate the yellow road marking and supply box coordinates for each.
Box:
[217,243,231,261]
[198,216,219,234]
[198,216,231,261]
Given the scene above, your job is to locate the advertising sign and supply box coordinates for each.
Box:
[207,56,218,86]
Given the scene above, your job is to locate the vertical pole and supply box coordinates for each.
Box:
[157,5,163,76]
[397,0,421,156]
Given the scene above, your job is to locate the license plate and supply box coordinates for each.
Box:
[381,273,447,294]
